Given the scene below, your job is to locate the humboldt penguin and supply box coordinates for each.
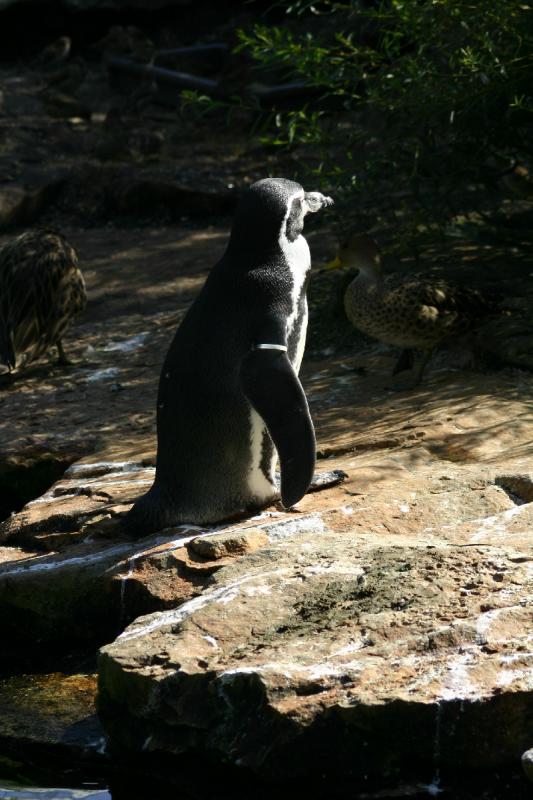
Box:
[328,233,496,386]
[0,230,86,374]
[127,178,333,535]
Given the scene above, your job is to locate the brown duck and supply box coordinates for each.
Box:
[0,230,86,373]
[328,233,495,386]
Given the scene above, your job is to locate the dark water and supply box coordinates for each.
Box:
[0,665,530,800]
[1,772,532,800]
[0,790,109,799]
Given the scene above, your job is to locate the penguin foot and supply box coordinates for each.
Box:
[123,487,175,538]
[308,469,348,493]
[124,485,249,537]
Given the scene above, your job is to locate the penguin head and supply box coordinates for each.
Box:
[228,178,333,255]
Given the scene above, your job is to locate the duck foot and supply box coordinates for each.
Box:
[387,348,432,391]
[0,372,15,390]
[56,341,75,366]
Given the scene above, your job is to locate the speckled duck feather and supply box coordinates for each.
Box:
[345,273,494,350]
[338,234,495,351]
[0,230,86,371]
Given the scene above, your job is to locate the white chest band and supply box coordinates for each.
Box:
[255,344,288,352]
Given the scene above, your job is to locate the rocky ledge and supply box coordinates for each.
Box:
[1,352,532,787]
[98,465,533,783]
[1,223,532,792]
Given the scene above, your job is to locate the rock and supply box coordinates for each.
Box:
[112,179,237,218]
[0,459,154,545]
[0,440,95,534]
[129,129,164,161]
[0,218,532,789]
[496,474,533,504]
[189,528,269,560]
[0,167,236,229]
[89,25,155,61]
[98,502,533,780]
[0,177,65,230]
[0,453,345,653]
[0,458,213,654]
[0,0,191,8]
[31,36,72,69]
[476,312,533,371]
[0,522,210,656]
[41,58,87,94]
[42,90,91,120]
[522,748,533,783]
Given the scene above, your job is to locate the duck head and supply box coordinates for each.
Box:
[327,233,382,274]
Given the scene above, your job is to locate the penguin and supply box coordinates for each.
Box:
[126,178,333,535]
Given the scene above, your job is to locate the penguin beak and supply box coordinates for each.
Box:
[303,192,334,214]
[325,255,342,270]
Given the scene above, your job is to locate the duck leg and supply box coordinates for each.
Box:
[413,348,433,384]
[392,348,414,375]
[390,348,433,391]
[56,340,73,366]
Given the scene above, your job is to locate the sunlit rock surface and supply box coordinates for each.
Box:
[0,223,532,785]
[98,491,533,778]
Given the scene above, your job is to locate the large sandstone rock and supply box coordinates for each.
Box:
[0,459,203,651]
[0,455,343,652]
[0,220,531,789]
[98,485,533,781]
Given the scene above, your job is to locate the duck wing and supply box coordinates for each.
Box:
[386,277,494,336]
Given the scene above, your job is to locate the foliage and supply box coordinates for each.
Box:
[233,0,533,241]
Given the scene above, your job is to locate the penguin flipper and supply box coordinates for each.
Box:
[241,348,315,508]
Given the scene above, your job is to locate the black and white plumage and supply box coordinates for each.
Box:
[126,177,333,536]
[0,230,86,373]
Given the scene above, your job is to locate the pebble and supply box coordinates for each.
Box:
[521,747,533,783]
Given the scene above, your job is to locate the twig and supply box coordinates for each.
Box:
[155,43,229,63]
[106,56,219,94]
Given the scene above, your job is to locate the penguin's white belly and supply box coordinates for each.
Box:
[248,408,278,501]
[247,234,310,500]
[246,305,307,501]
[285,233,310,376]
[284,235,310,333]
[292,301,308,375]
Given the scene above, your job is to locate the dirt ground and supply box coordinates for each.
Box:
[0,53,532,514]
[0,40,532,800]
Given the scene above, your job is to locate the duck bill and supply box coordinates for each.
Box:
[325,255,342,270]
[303,192,334,214]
